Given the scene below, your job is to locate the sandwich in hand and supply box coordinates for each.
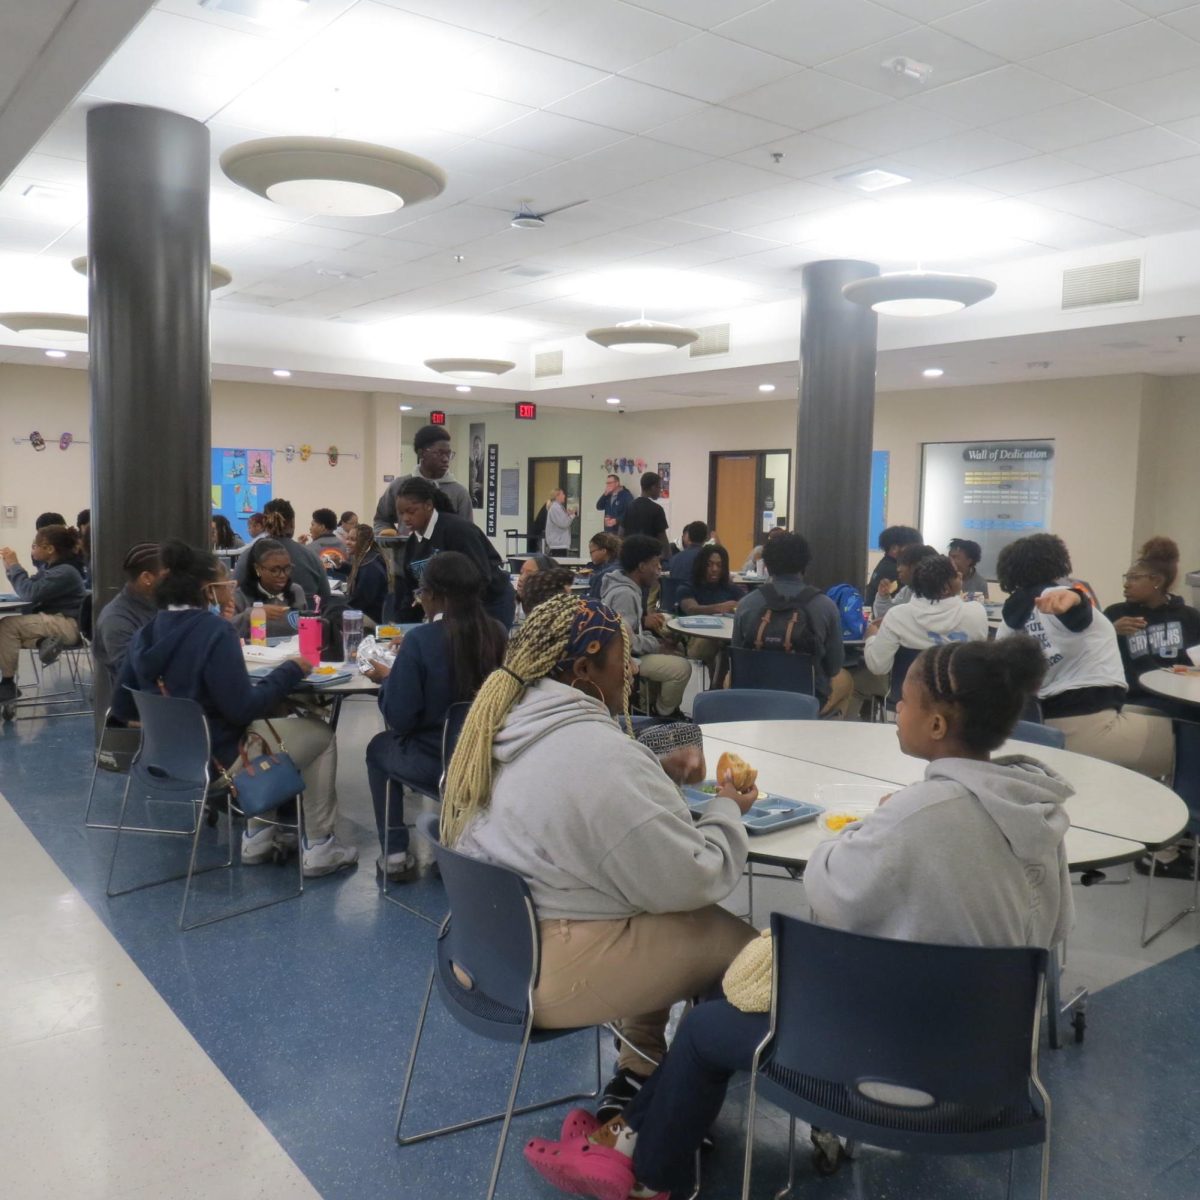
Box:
[716,751,757,791]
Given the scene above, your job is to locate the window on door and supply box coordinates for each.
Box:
[708,450,791,570]
[527,456,582,556]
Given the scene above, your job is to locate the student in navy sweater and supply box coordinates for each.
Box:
[393,476,516,628]
[343,524,389,626]
[112,540,358,878]
[363,551,507,880]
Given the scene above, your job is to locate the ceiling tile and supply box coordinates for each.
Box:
[933,0,1143,61]
[871,0,983,16]
[465,41,609,108]
[988,98,1148,154]
[1122,0,1200,13]
[820,27,1003,100]
[912,66,1082,126]
[959,155,1099,194]
[645,106,792,156]
[1118,154,1200,204]
[487,110,627,158]
[507,0,695,72]
[623,34,798,103]
[274,224,367,251]
[1100,66,1200,125]
[618,216,728,243]
[437,141,564,188]
[1026,177,1199,235]
[547,75,705,133]
[622,0,772,26]
[891,130,1034,176]
[727,132,867,178]
[621,159,799,215]
[1060,126,1200,174]
[1028,22,1200,93]
[813,102,968,154]
[373,0,566,37]
[716,0,914,67]
[726,70,888,129]
[396,205,514,248]
[1161,6,1200,36]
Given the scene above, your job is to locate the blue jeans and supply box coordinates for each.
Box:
[365,730,440,854]
[627,999,767,1194]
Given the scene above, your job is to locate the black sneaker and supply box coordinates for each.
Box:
[37,636,63,665]
[597,1068,647,1122]
[1135,851,1197,881]
[0,679,17,703]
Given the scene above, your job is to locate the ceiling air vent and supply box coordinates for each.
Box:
[688,323,731,358]
[534,349,563,378]
[1061,259,1141,311]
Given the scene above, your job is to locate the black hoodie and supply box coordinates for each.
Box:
[111,608,303,765]
[1103,595,1200,692]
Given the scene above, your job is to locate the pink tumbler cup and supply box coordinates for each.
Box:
[298,616,322,663]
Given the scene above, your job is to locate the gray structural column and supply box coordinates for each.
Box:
[87,104,211,720]
[792,259,880,591]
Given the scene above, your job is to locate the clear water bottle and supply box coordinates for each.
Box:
[342,608,364,662]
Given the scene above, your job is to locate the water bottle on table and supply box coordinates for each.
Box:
[342,608,364,663]
[249,602,267,646]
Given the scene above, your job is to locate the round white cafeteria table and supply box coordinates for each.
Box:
[1140,667,1200,706]
[667,614,734,641]
[701,720,1187,849]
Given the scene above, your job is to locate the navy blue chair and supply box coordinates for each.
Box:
[694,688,819,724]
[743,914,1051,1200]
[381,700,474,922]
[658,576,682,614]
[729,647,816,696]
[1021,695,1045,723]
[396,813,624,1200]
[1142,719,1200,946]
[884,645,923,716]
[1012,721,1066,749]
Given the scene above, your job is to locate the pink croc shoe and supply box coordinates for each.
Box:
[560,1108,601,1142]
[523,1137,635,1200]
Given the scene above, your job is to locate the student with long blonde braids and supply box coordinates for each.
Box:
[443,593,758,1119]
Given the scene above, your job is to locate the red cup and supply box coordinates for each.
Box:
[298,616,322,663]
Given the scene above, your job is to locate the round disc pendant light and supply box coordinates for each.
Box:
[841,271,996,316]
[586,318,700,354]
[424,357,516,380]
[0,311,88,341]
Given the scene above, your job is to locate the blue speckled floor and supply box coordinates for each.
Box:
[2,691,1199,1199]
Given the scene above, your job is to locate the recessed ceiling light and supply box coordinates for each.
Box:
[44,350,67,359]
[272,368,292,378]
[455,385,472,393]
[834,167,911,193]
[606,396,621,405]
[398,404,414,411]
[22,183,72,203]
[757,383,776,393]
[922,368,944,378]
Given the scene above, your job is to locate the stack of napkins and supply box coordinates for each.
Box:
[242,636,299,665]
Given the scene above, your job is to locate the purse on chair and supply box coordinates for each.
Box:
[214,719,305,817]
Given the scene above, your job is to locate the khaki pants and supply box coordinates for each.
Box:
[847,663,890,720]
[1048,708,1174,779]
[241,715,339,839]
[533,907,755,1073]
[637,652,693,716]
[0,613,79,677]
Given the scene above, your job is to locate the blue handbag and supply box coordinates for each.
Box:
[217,719,305,817]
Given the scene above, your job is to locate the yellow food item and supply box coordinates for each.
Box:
[313,665,337,676]
[824,813,862,833]
[716,751,757,791]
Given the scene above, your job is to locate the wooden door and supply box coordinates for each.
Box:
[713,454,758,567]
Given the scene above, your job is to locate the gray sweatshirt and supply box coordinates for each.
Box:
[455,679,748,921]
[93,585,157,688]
[805,755,1075,950]
[601,569,658,656]
[373,471,473,532]
[545,500,573,551]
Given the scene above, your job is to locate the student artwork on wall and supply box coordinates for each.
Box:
[601,456,648,476]
[920,439,1055,579]
[868,450,889,550]
[657,462,671,499]
[211,448,273,537]
[469,423,485,509]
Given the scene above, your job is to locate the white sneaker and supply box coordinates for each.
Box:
[303,834,359,878]
[375,851,418,882]
[241,824,281,865]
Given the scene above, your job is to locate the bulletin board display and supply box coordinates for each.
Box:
[919,440,1054,579]
[868,450,889,551]
[211,448,274,536]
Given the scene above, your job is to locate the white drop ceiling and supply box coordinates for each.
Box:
[4,0,1200,406]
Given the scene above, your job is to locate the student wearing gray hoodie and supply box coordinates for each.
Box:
[524,634,1075,1200]
[443,594,757,1116]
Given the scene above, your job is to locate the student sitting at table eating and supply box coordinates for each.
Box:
[872,541,938,620]
[678,544,744,679]
[112,540,356,876]
[586,533,622,601]
[732,532,851,716]
[948,537,990,599]
[601,536,693,723]
[865,524,923,607]
[516,553,560,620]
[997,533,1172,778]
[363,551,507,881]
[524,635,1074,1200]
[863,554,989,677]
[394,477,516,628]
[1103,536,1200,713]
[336,511,357,546]
[522,567,575,615]
[667,521,709,582]
[233,539,308,639]
[739,525,785,576]
[235,501,331,610]
[444,593,757,1120]
[343,524,388,626]
[210,515,243,551]
[0,523,86,703]
[93,543,164,691]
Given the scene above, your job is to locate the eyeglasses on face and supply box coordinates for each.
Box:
[426,446,455,461]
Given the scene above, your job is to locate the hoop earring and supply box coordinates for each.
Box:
[571,676,605,704]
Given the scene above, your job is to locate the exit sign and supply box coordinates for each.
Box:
[429,410,446,425]
[515,401,537,420]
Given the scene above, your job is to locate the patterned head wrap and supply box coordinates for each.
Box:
[552,596,625,676]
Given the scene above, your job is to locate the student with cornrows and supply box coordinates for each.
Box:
[443,593,758,1122]
[524,636,1074,1200]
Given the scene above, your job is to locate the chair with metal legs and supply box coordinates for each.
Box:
[85,708,164,831]
[396,813,659,1200]
[380,701,472,924]
[742,915,1051,1200]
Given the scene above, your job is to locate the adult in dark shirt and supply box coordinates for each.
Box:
[865,524,922,606]
[622,472,669,552]
[363,551,507,880]
[595,473,633,534]
[1104,536,1200,715]
[394,477,515,628]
